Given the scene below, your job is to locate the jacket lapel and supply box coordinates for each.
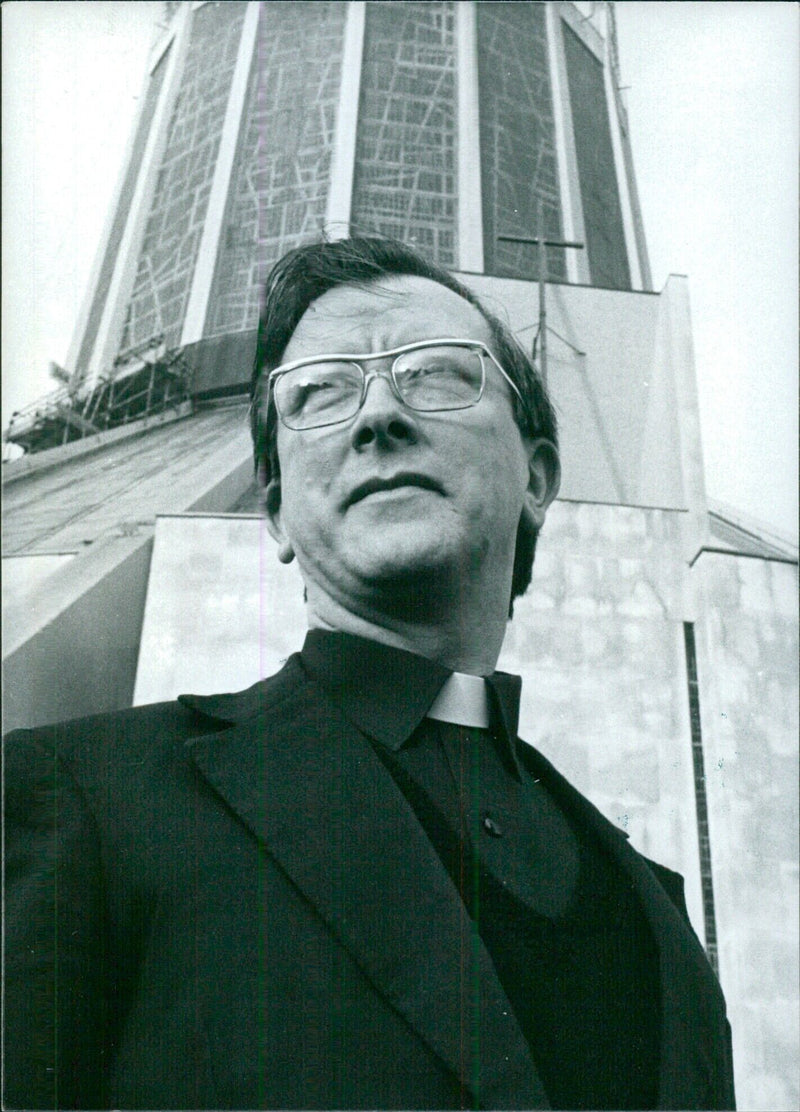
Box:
[520,744,723,1110]
[183,659,549,1110]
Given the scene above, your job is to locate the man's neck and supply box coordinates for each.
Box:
[305,591,507,676]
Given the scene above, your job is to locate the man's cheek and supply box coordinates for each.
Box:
[291,458,336,498]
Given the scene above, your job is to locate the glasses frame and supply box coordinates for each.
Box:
[267,338,522,431]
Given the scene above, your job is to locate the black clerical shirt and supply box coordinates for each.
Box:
[300,630,660,1111]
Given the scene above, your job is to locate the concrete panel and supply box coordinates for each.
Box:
[455,1,483,272]
[693,554,799,1110]
[458,272,689,510]
[2,555,76,612]
[133,514,306,704]
[2,536,153,732]
[324,1,365,235]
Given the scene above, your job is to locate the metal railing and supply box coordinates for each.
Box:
[4,338,194,456]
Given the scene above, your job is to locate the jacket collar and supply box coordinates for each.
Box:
[180,630,523,752]
[302,629,524,776]
[299,629,452,747]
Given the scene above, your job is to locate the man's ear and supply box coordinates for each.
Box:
[523,438,561,530]
[261,476,295,564]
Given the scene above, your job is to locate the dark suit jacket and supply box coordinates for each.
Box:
[5,651,735,1110]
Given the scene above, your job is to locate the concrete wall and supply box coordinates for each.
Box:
[133,513,306,706]
[2,554,75,606]
[2,536,153,733]
[693,554,799,1111]
[460,273,699,512]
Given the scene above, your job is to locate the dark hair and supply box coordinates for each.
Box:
[250,235,558,610]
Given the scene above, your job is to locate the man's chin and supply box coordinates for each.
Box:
[350,536,459,590]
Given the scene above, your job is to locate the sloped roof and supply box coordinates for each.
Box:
[3,401,253,556]
[707,500,798,563]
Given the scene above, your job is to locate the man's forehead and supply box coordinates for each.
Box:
[282,274,492,360]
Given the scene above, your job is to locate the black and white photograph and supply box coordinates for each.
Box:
[3,2,797,1108]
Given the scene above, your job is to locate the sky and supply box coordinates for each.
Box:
[2,1,797,540]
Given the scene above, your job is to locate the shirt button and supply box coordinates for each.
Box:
[482,814,503,837]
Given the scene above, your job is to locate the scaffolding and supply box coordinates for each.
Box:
[4,338,194,457]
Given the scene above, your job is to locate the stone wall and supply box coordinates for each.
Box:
[694,554,799,1110]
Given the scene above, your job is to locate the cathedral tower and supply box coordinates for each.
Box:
[67,1,650,392]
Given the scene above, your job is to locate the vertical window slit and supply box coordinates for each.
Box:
[683,621,720,975]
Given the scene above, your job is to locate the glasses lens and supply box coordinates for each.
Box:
[274,361,362,429]
[394,345,483,411]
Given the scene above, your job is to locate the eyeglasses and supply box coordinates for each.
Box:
[268,338,522,431]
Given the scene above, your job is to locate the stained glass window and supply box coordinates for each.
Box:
[350,1,458,267]
[75,44,171,375]
[120,2,248,353]
[562,23,630,290]
[206,2,347,336]
[477,2,566,282]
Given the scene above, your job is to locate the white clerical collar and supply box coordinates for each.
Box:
[426,671,490,728]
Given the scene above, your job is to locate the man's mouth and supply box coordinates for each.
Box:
[346,473,443,507]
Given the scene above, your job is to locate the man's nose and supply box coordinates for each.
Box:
[349,369,417,450]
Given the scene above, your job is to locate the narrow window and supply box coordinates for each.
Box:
[683,622,720,975]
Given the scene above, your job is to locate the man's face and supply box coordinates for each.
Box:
[264,276,542,614]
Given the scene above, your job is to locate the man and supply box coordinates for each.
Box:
[5,237,734,1109]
